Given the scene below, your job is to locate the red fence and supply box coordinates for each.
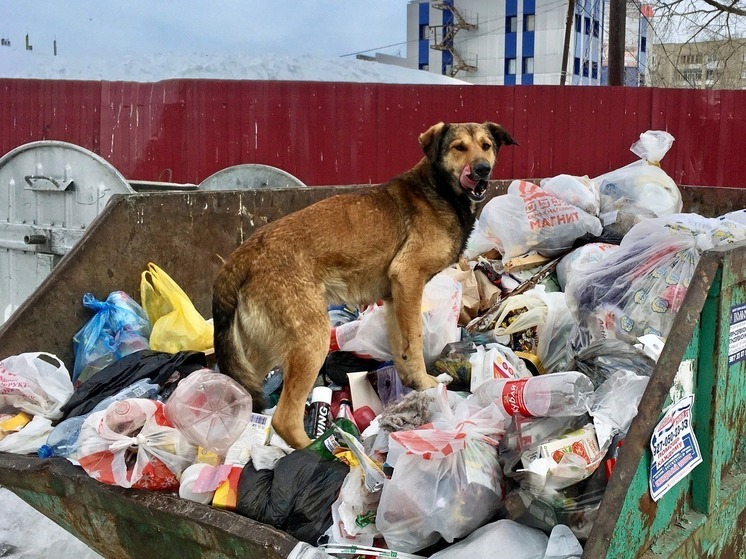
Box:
[2,79,744,187]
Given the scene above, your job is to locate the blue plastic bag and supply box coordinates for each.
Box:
[72,292,151,386]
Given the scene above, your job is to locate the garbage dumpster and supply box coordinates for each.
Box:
[0,184,745,559]
[0,141,306,327]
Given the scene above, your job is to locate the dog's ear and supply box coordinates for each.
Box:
[419,122,448,160]
[484,122,519,148]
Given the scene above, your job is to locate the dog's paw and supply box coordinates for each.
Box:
[416,375,440,390]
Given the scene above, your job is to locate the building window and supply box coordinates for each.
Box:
[523,56,534,74]
[420,63,429,71]
[420,24,430,40]
[582,60,589,77]
[593,20,600,37]
[574,57,580,75]
[507,15,518,33]
[584,16,591,35]
[574,14,581,32]
[524,14,535,32]
[682,68,701,83]
[592,61,598,79]
[641,36,647,53]
[506,57,517,75]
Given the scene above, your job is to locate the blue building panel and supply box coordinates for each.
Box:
[506,0,518,16]
[419,2,429,23]
[505,33,517,58]
[419,39,429,65]
[505,74,516,85]
[521,73,534,85]
[523,0,535,14]
[522,31,534,57]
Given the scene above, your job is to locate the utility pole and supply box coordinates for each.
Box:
[560,0,576,85]
[608,0,626,85]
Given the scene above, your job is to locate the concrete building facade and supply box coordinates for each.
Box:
[402,0,649,86]
[648,38,746,89]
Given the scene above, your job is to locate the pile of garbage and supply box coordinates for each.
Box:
[2,130,746,559]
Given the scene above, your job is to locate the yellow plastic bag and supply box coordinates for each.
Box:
[140,262,214,353]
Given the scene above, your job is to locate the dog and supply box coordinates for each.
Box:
[212,121,517,449]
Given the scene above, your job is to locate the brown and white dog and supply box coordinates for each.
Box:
[212,121,517,448]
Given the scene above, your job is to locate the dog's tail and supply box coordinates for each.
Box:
[212,267,268,411]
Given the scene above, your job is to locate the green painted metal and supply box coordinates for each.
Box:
[585,241,746,559]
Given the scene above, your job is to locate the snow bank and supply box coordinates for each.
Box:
[0,49,469,85]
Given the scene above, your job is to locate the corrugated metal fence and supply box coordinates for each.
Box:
[2,79,744,187]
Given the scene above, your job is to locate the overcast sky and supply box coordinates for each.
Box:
[0,0,412,59]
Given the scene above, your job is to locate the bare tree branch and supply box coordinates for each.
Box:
[700,0,746,17]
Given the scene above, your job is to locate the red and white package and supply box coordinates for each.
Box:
[77,398,197,491]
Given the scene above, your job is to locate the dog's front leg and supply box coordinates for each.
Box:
[385,274,439,391]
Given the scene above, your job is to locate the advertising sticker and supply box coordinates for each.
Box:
[649,395,702,502]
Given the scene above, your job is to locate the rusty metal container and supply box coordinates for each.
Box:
[0,184,746,558]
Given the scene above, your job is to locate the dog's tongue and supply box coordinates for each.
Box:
[460,165,478,190]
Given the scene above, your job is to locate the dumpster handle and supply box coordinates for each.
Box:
[24,175,74,191]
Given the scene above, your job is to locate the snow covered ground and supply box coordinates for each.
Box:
[0,488,102,558]
[0,49,469,85]
[0,49,467,558]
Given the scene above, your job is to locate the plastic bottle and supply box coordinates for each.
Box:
[164,368,253,454]
[37,378,160,460]
[306,418,360,461]
[471,371,594,418]
[307,386,333,439]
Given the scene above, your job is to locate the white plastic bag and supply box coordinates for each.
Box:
[540,174,600,216]
[469,343,532,393]
[77,398,197,490]
[594,130,682,218]
[333,273,462,366]
[429,519,549,559]
[0,352,74,420]
[475,180,602,261]
[0,415,54,454]
[376,385,505,552]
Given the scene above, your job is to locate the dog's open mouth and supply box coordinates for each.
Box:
[459,165,488,202]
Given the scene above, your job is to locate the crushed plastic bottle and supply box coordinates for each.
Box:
[164,368,253,454]
[471,371,594,418]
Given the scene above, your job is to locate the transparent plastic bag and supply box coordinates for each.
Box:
[594,130,682,219]
[491,286,574,374]
[556,243,619,291]
[72,291,151,385]
[140,262,214,353]
[566,214,746,351]
[376,386,505,552]
[474,180,602,261]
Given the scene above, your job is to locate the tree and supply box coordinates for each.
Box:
[643,0,746,88]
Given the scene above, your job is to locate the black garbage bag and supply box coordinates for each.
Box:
[321,351,383,386]
[567,339,655,389]
[236,448,349,543]
[60,349,206,419]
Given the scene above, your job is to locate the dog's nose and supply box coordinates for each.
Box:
[472,161,492,179]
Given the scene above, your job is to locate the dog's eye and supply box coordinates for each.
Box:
[454,144,467,152]
[482,142,492,151]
